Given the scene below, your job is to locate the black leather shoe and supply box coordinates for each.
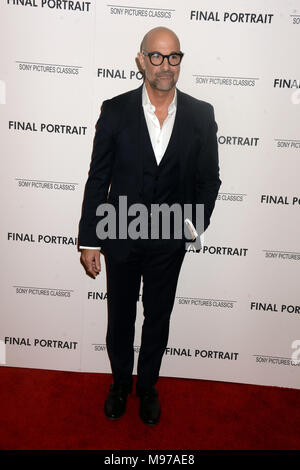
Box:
[137,386,161,425]
[104,383,132,420]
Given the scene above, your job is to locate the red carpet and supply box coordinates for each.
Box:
[0,366,299,450]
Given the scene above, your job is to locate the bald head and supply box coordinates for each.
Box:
[140,27,180,53]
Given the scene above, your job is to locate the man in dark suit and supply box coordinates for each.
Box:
[78,26,221,425]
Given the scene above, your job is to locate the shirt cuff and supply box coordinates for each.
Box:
[79,246,101,250]
[184,218,198,240]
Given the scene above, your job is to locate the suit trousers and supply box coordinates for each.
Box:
[104,236,186,390]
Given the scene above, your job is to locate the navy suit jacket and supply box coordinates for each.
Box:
[78,83,221,260]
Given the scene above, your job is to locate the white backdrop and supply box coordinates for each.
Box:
[1,0,300,389]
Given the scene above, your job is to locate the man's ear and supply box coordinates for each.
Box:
[137,52,145,71]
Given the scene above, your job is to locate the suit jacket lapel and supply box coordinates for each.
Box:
[117,84,144,195]
[175,88,196,189]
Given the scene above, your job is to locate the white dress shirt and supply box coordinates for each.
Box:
[142,83,177,165]
[80,84,197,250]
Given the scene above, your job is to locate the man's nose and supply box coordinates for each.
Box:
[161,56,171,70]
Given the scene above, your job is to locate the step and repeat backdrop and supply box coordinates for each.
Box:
[1,0,299,389]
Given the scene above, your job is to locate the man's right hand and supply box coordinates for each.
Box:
[80,249,101,278]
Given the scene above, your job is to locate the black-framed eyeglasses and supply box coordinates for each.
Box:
[142,50,184,66]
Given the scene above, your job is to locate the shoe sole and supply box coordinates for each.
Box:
[104,407,126,420]
[139,413,161,426]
